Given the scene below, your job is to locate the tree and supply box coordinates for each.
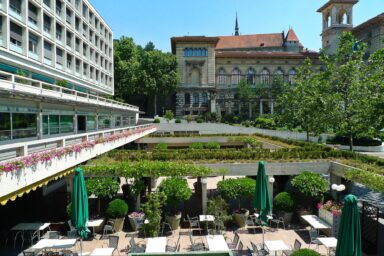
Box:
[238,78,255,118]
[164,110,174,123]
[275,58,331,141]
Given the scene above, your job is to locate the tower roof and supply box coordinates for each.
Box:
[286,28,299,42]
[317,0,358,12]
[235,13,239,36]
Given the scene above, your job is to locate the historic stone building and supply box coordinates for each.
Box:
[171,0,384,118]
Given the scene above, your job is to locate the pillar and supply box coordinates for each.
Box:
[270,101,274,115]
[260,100,263,115]
[248,103,252,118]
[201,177,208,214]
[267,175,274,208]
[37,102,43,139]
[330,172,342,201]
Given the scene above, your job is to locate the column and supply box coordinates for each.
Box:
[270,101,274,115]
[37,102,43,139]
[201,177,208,214]
[249,103,252,118]
[73,108,78,134]
[260,100,263,115]
[268,175,274,208]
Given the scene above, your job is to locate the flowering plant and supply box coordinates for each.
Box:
[318,200,343,216]
[128,211,145,218]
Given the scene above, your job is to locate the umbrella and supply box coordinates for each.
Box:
[253,161,272,247]
[335,194,362,256]
[71,167,90,255]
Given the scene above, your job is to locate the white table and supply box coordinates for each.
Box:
[31,239,77,250]
[91,247,115,256]
[87,219,104,234]
[206,235,229,251]
[11,222,51,240]
[264,240,289,256]
[254,213,273,221]
[318,237,337,255]
[301,215,332,230]
[199,215,215,222]
[145,237,167,253]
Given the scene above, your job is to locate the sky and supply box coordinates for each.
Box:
[90,0,384,53]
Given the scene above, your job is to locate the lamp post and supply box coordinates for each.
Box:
[332,183,346,202]
[268,176,275,210]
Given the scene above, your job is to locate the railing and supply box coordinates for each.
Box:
[0,124,155,162]
[0,70,139,111]
[215,74,295,87]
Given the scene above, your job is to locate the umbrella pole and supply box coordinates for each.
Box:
[80,238,83,255]
[262,226,265,249]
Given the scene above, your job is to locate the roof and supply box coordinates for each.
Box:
[286,29,299,42]
[317,0,358,12]
[171,36,220,53]
[215,51,320,59]
[216,33,284,50]
[353,12,384,33]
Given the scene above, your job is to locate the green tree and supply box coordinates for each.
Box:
[164,110,174,123]
[141,191,166,237]
[238,78,255,118]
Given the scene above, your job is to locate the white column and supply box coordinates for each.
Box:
[201,177,208,214]
[268,176,274,209]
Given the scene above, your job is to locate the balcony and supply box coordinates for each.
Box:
[0,124,156,204]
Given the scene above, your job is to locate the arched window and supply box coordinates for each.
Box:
[184,48,188,57]
[202,92,208,105]
[338,9,347,24]
[288,69,296,84]
[193,48,197,57]
[231,68,241,85]
[218,68,227,85]
[260,69,270,84]
[202,48,207,57]
[197,48,202,56]
[184,93,190,105]
[188,48,193,57]
[325,13,331,28]
[274,69,284,81]
[246,68,255,85]
[193,93,199,105]
[191,67,200,85]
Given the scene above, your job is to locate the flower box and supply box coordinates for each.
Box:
[319,208,341,237]
[128,212,145,231]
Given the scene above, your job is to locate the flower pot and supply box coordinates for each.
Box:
[233,209,249,228]
[110,217,125,232]
[128,214,145,231]
[165,213,182,230]
[277,211,293,224]
[319,208,341,237]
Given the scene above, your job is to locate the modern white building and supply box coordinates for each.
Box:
[0,0,155,205]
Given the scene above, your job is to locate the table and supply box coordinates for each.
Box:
[91,247,115,256]
[301,215,332,230]
[264,240,289,256]
[199,215,215,233]
[318,237,337,255]
[145,237,167,253]
[87,219,104,234]
[206,235,229,251]
[11,222,51,240]
[31,239,77,250]
[254,213,273,221]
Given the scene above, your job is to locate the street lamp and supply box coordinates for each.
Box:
[332,183,345,202]
[269,177,275,184]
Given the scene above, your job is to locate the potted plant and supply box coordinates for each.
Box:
[317,200,342,237]
[105,198,128,232]
[141,192,167,237]
[158,177,192,230]
[86,177,120,214]
[273,192,295,224]
[207,196,231,231]
[128,211,145,231]
[291,171,329,223]
[217,177,255,227]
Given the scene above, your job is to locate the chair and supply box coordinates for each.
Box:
[226,232,240,250]
[189,232,205,251]
[233,241,244,256]
[250,242,269,256]
[283,239,302,256]
[186,215,201,234]
[103,220,115,237]
[166,236,180,252]
[67,230,78,239]
[269,214,285,229]
[46,231,60,239]
[161,222,173,236]
[107,235,120,256]
[67,220,76,231]
[213,219,224,234]
[13,230,25,249]
[22,251,36,256]
[127,236,145,253]
[308,229,325,251]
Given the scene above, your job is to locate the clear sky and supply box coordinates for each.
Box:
[90,0,384,53]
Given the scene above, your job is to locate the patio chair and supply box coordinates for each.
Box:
[127,236,145,253]
[161,222,173,236]
[25,229,40,246]
[13,230,25,249]
[67,220,76,231]
[166,236,180,252]
[103,220,115,237]
[233,241,244,256]
[186,215,201,234]
[283,239,302,256]
[188,232,205,251]
[226,232,240,250]
[269,214,285,230]
[250,242,269,256]
[213,219,224,234]
[106,235,120,256]
[308,228,325,251]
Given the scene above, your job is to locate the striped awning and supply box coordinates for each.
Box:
[0,169,74,206]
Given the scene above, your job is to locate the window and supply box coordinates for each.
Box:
[56,23,62,41]
[75,16,80,31]
[193,48,197,57]
[66,31,72,47]
[188,48,192,57]
[260,69,270,84]
[98,115,110,129]
[66,8,72,24]
[82,23,87,38]
[191,68,200,85]
[28,33,38,54]
[184,48,188,57]
[75,58,80,73]
[43,0,51,8]
[197,48,201,56]
[0,113,11,141]
[231,68,241,85]
[28,3,38,25]
[12,113,37,139]
[43,14,51,34]
[83,44,87,57]
[83,63,87,76]
[67,54,72,69]
[193,93,199,105]
[44,41,52,60]
[274,69,284,81]
[115,116,121,127]
[60,115,73,133]
[218,68,226,85]
[184,93,190,105]
[288,69,296,84]
[55,0,62,16]
[246,68,255,85]
[43,114,74,135]
[202,48,207,57]
[86,116,96,131]
[10,0,22,15]
[56,47,63,65]
[202,92,208,105]
[10,22,23,47]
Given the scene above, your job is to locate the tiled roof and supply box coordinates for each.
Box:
[215,50,320,59]
[317,0,358,12]
[216,33,284,50]
[353,13,384,33]
[286,29,299,42]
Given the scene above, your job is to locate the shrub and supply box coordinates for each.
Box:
[164,110,174,123]
[106,199,128,219]
[185,115,193,123]
[291,171,329,199]
[207,196,231,229]
[86,178,120,199]
[66,202,72,218]
[141,191,166,237]
[153,118,160,123]
[175,119,181,123]
[189,142,204,149]
[158,177,192,213]
[254,116,276,129]
[196,117,204,123]
[291,249,321,256]
[205,141,220,149]
[154,143,168,150]
[273,192,295,212]
[217,177,255,210]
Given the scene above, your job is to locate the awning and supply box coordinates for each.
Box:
[0,169,74,206]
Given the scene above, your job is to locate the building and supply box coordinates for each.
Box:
[0,0,155,206]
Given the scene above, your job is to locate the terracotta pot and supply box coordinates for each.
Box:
[233,209,249,228]
[165,213,182,230]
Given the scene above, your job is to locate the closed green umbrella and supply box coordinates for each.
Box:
[253,161,272,247]
[336,194,362,256]
[71,167,90,255]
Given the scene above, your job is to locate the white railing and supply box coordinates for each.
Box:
[0,124,154,162]
[0,70,139,111]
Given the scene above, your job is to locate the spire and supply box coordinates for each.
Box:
[234,13,239,36]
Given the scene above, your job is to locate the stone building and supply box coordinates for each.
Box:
[171,0,384,118]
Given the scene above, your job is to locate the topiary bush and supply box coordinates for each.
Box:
[273,192,295,212]
[105,199,128,219]
[291,249,321,256]
[291,171,329,198]
[153,118,160,123]
[217,177,255,210]
[158,177,192,213]
[175,118,181,123]
[196,117,204,123]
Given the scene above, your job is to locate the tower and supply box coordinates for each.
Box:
[234,13,239,36]
[317,0,358,54]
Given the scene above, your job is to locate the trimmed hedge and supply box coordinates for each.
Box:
[291,249,321,256]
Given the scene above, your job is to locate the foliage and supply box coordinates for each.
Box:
[105,199,129,219]
[175,118,181,123]
[196,117,204,123]
[154,143,168,150]
[158,177,192,212]
[66,202,72,219]
[217,177,255,209]
[56,80,68,88]
[291,249,321,256]
[185,115,193,123]
[238,78,254,102]
[189,142,204,150]
[319,200,342,216]
[345,168,384,192]
[254,116,276,129]
[141,191,166,237]
[327,135,382,147]
[85,178,120,199]
[207,196,231,229]
[291,171,329,198]
[164,110,174,123]
[205,141,220,149]
[153,118,160,123]
[273,192,295,212]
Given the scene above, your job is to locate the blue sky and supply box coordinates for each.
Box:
[90,0,384,52]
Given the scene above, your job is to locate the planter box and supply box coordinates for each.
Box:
[128,215,145,231]
[319,208,341,237]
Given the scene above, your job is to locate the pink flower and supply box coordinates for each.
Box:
[316,203,322,209]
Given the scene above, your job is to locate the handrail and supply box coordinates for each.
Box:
[0,69,139,110]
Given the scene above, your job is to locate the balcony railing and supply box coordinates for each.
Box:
[215,74,296,87]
